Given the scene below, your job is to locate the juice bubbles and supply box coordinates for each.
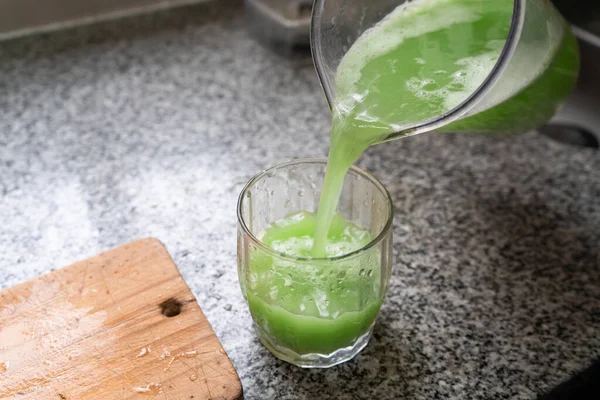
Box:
[247,211,382,355]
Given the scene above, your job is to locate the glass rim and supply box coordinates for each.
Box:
[237,158,394,262]
[311,0,524,140]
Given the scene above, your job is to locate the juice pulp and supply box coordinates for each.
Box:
[247,211,382,355]
[312,0,579,256]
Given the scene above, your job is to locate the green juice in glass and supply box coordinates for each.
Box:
[247,0,579,356]
[247,211,382,355]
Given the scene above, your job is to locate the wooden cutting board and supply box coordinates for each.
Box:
[0,238,243,400]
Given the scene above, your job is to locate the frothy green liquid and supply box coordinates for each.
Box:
[312,0,578,256]
[248,211,381,355]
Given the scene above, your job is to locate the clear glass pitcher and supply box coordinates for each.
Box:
[311,0,580,139]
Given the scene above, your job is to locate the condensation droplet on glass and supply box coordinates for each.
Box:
[249,273,258,289]
[270,190,275,196]
[337,270,346,279]
[310,182,316,189]
[298,188,305,197]
[284,199,291,208]
[367,269,373,277]
[359,269,366,276]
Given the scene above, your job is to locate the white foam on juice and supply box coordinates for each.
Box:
[335,0,483,104]
[442,39,506,110]
[402,39,506,111]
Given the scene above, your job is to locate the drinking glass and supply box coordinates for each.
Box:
[237,159,393,368]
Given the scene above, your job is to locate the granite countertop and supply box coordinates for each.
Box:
[1,0,599,398]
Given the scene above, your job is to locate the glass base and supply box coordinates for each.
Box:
[254,325,374,368]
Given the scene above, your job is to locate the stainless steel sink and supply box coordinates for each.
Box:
[245,0,312,49]
[543,27,600,149]
[538,1,600,148]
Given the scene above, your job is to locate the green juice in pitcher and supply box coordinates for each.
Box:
[312,0,579,256]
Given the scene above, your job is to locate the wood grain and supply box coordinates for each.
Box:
[0,238,243,400]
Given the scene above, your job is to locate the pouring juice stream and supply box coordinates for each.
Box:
[312,0,578,256]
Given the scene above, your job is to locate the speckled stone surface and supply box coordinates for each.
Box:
[1,1,599,399]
